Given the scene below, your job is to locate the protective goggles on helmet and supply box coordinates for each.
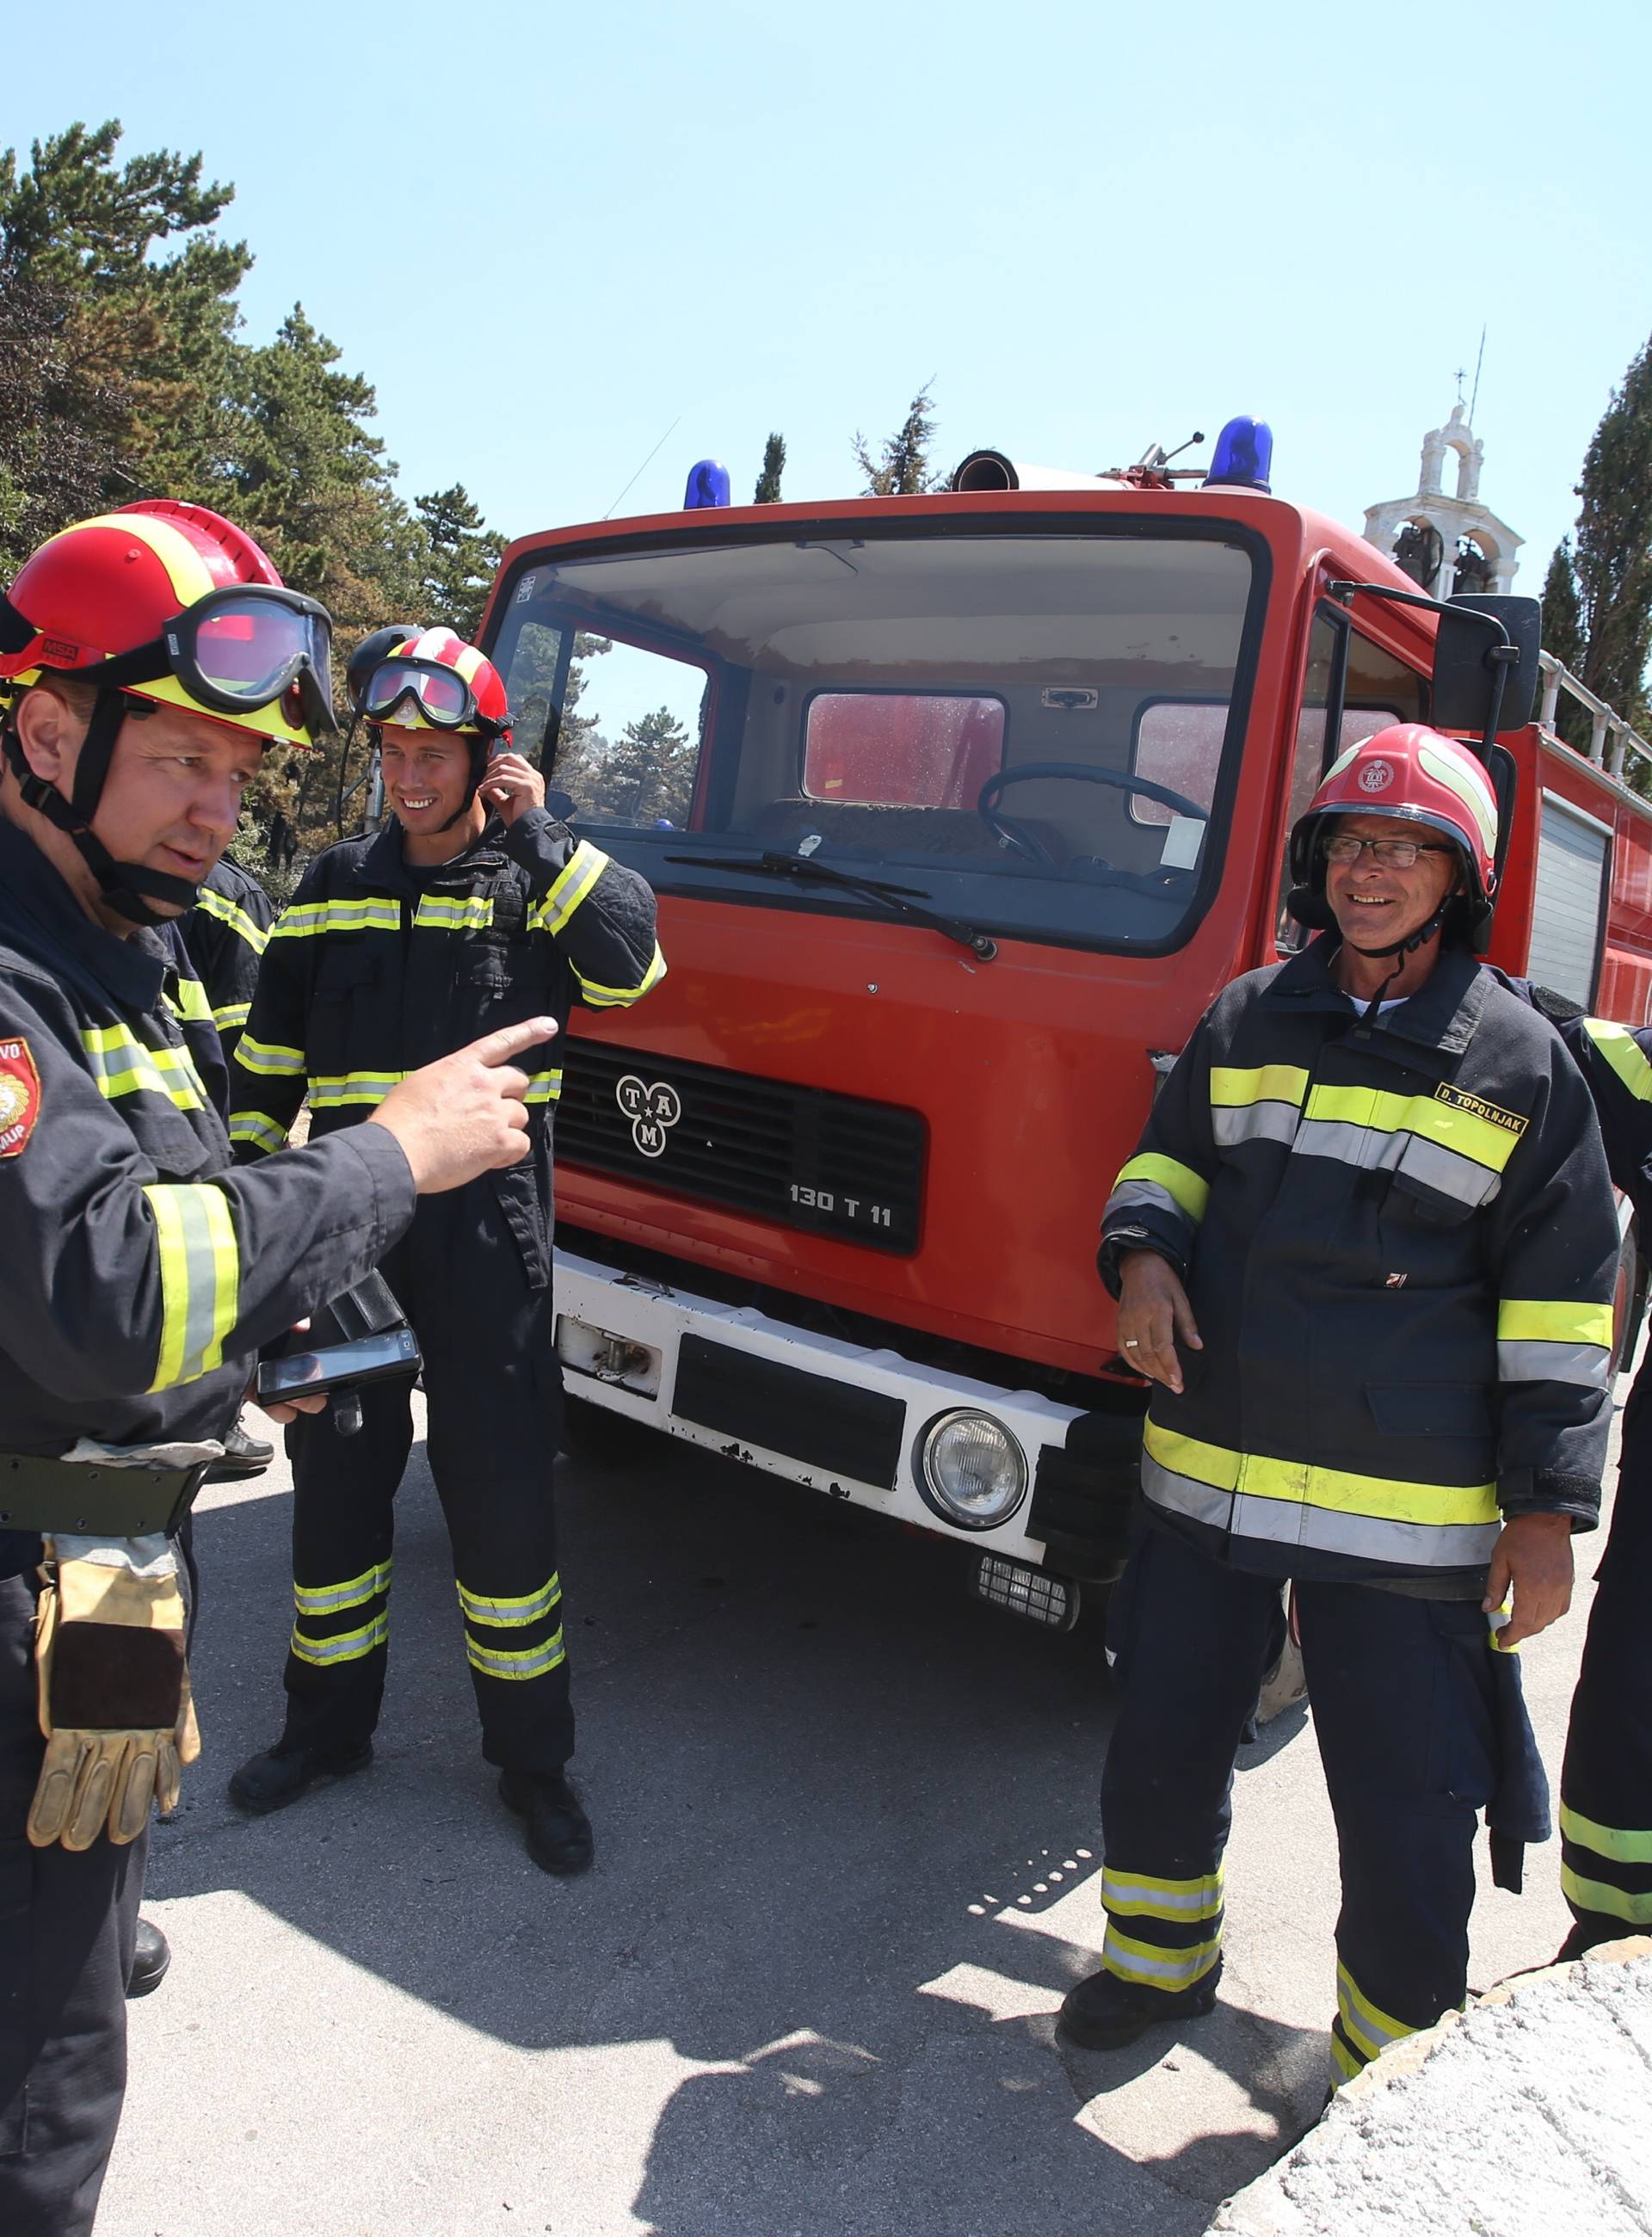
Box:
[358,655,509,736]
[73,585,337,736]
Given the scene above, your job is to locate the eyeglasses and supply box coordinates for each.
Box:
[1322,835,1453,870]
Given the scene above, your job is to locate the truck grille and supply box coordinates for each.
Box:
[557,1038,926,1254]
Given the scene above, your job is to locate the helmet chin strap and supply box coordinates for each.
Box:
[3,689,201,927]
[433,739,490,834]
[1341,897,1453,1023]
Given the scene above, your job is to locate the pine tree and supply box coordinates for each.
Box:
[754,432,786,504]
[853,381,942,496]
[592,706,694,824]
[415,484,503,640]
[1539,539,1590,750]
[1571,334,1652,730]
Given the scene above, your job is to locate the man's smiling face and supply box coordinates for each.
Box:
[1324,813,1462,952]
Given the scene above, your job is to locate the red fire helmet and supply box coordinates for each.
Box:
[1288,723,1500,944]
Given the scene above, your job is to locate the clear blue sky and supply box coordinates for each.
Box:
[5,0,1647,589]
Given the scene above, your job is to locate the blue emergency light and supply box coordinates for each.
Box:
[1204,416,1273,494]
[684,459,731,509]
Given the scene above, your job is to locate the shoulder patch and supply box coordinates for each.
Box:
[1434,1080,1526,1138]
[0,1037,41,1156]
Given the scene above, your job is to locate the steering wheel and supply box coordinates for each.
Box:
[977,761,1210,866]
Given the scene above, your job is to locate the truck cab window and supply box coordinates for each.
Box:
[490,531,1263,957]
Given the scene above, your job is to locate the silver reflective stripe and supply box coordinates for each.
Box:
[1211,1101,1300,1149]
[1497,1340,1612,1388]
[1141,1449,1234,1530]
[455,1574,562,1627]
[464,1630,567,1681]
[1294,1122,1499,1208]
[1101,1926,1221,1989]
[1103,1180,1186,1225]
[170,1186,231,1383]
[294,1561,392,1618]
[290,1612,389,1666]
[1230,1493,1501,1568]
[1101,1870,1223,1917]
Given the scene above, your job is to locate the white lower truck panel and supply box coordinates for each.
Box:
[552,1243,1082,1565]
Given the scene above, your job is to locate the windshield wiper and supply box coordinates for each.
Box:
[665,848,997,960]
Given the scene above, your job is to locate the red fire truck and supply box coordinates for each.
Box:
[478,423,1652,1627]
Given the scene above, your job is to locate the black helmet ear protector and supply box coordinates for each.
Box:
[0,601,201,924]
[352,624,501,835]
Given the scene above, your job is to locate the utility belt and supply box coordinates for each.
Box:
[0,1452,211,1538]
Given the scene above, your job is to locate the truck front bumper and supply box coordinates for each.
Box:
[552,1242,1123,1568]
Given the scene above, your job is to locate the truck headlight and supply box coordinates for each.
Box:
[916,1409,1028,1531]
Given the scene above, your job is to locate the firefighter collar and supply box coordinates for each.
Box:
[1263,934,1491,1060]
[353,811,514,898]
[0,816,170,1014]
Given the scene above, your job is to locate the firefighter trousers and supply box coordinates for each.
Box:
[1560,1382,1652,1949]
[1098,1523,1509,2084]
[0,1573,145,2237]
[278,1185,574,1777]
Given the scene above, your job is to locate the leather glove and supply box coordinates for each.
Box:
[28,1535,201,1851]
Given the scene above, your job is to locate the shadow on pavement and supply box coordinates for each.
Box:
[150,1424,1324,2233]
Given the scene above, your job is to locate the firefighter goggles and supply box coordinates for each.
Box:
[359,656,508,736]
[54,585,338,733]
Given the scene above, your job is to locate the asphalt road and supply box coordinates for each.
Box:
[96,1361,1630,2237]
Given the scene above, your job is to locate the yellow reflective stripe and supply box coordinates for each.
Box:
[527,841,610,936]
[412,895,496,932]
[1584,1019,1652,1104]
[294,1561,393,1618]
[81,1025,207,1111]
[1336,1962,1416,2062]
[307,1070,407,1108]
[1330,2030,1363,2084]
[464,1629,567,1681]
[237,1035,307,1077]
[1303,1084,1520,1174]
[574,940,668,1009]
[1562,1802,1652,1864]
[213,1001,251,1032]
[1560,1865,1652,1923]
[142,1183,240,1390]
[1101,1865,1224,1920]
[1113,1153,1210,1223]
[1208,1064,1310,1110]
[166,977,214,1026]
[290,1612,389,1667]
[270,898,401,940]
[1100,1925,1222,1989]
[195,885,270,952]
[455,1572,562,1627]
[1498,1300,1615,1347]
[229,1111,287,1155]
[523,1069,563,1105]
[1143,1418,1498,1529]
[1416,738,1498,857]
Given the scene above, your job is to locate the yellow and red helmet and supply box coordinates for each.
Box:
[348,625,510,741]
[0,500,336,750]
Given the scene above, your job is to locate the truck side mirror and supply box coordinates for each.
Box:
[1432,595,1542,735]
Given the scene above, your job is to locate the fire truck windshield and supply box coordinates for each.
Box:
[489,526,1263,953]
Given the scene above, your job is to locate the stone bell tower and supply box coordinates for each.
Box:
[1363,399,1523,599]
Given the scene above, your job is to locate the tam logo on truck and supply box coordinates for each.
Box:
[487,414,1652,1631]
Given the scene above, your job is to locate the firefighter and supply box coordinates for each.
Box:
[225,625,663,1875]
[0,504,549,2234]
[1501,989,1652,1955]
[1058,724,1618,2087]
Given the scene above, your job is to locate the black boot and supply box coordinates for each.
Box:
[126,1918,170,1999]
[499,1769,594,1876]
[227,1739,373,1815]
[206,1417,275,1484]
[1057,1962,1221,2050]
